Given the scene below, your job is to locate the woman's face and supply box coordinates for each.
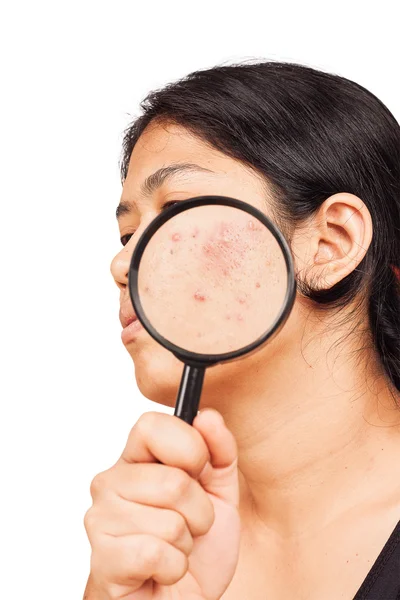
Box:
[110,122,300,408]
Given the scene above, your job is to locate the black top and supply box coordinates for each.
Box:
[353,520,400,599]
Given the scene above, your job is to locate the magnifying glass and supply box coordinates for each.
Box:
[128,195,296,425]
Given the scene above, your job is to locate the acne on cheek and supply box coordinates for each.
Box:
[247,219,262,231]
[194,290,207,302]
[168,220,260,321]
[225,313,245,321]
[171,227,198,242]
[169,220,259,274]
[201,221,251,274]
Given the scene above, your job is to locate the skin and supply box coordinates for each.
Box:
[108,121,400,599]
[138,203,286,353]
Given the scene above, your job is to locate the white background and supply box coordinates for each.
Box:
[1,1,399,598]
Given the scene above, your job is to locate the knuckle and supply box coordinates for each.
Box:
[83,507,97,535]
[163,469,191,501]
[135,411,158,435]
[164,513,187,542]
[83,508,93,533]
[89,471,108,499]
[138,535,163,568]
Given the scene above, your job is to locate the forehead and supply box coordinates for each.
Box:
[127,122,225,173]
[121,122,271,214]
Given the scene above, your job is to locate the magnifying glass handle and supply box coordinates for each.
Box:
[174,363,205,425]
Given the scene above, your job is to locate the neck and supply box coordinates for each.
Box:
[208,309,400,539]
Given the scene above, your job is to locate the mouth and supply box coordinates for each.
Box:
[119,307,143,344]
[119,308,138,329]
[123,314,137,328]
[121,317,143,344]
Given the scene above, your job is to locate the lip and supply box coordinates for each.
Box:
[119,306,138,329]
[121,318,144,344]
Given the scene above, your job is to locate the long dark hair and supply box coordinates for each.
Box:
[119,61,400,395]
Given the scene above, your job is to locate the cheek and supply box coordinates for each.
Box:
[201,220,248,277]
[137,216,287,354]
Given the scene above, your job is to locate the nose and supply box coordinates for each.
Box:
[110,214,156,292]
[110,240,133,292]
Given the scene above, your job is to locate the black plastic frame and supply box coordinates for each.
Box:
[128,195,296,367]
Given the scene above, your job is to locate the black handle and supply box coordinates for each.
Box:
[174,363,205,425]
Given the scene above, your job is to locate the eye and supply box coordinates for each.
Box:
[161,200,180,210]
[119,202,179,246]
[120,233,134,247]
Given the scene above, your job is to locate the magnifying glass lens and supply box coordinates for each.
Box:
[136,204,288,355]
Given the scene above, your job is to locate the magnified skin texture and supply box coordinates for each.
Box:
[139,205,287,354]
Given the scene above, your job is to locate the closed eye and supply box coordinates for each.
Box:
[120,233,134,247]
[161,200,180,210]
[119,201,180,246]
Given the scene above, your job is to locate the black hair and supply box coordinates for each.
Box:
[119,60,400,396]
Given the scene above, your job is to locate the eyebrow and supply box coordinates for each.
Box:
[116,162,215,220]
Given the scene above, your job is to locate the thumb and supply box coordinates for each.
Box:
[192,408,239,509]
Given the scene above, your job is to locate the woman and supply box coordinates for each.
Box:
[83,61,400,599]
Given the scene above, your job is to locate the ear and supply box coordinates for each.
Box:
[292,193,373,290]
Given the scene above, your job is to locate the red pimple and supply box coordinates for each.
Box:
[256,282,261,288]
[194,291,207,302]
[172,232,181,242]
[237,314,244,321]
[225,313,231,320]
[237,296,246,305]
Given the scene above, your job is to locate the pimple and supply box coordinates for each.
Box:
[237,314,244,321]
[191,227,199,238]
[256,282,261,288]
[201,220,246,274]
[225,313,231,320]
[237,295,247,305]
[172,232,181,242]
[247,219,262,231]
[194,290,207,302]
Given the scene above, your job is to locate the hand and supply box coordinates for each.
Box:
[84,408,241,599]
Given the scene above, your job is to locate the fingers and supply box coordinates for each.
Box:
[91,533,189,587]
[192,409,240,507]
[84,410,240,597]
[119,412,211,480]
[86,499,194,556]
[89,461,215,538]
[193,409,238,469]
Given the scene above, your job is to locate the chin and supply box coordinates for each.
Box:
[126,338,184,408]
